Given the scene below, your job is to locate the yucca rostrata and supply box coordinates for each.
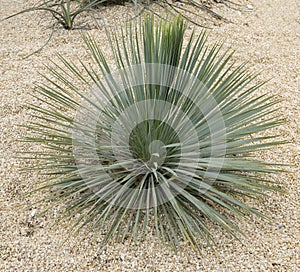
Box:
[26,16,284,251]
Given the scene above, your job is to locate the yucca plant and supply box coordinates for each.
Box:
[25,15,284,251]
[3,0,103,30]
[1,0,104,57]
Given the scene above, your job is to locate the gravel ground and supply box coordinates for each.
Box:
[0,0,299,271]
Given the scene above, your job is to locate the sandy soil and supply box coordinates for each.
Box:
[0,0,299,271]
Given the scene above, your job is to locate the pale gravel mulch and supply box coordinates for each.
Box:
[0,0,299,271]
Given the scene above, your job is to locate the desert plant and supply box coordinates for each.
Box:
[1,0,103,56]
[3,0,103,30]
[25,15,284,251]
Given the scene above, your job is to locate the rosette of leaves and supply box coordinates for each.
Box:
[26,15,284,251]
